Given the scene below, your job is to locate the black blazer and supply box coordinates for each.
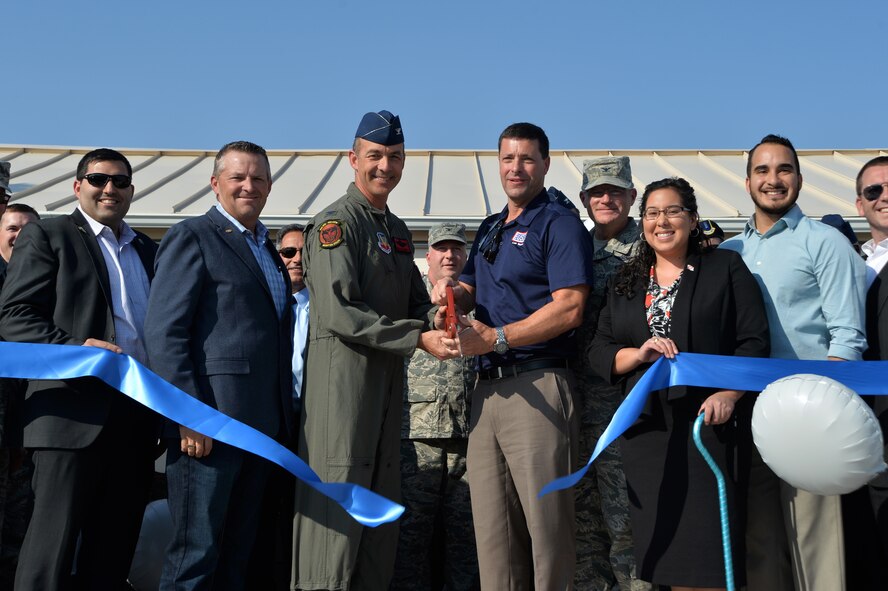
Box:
[588,248,770,407]
[0,209,158,449]
[865,261,888,487]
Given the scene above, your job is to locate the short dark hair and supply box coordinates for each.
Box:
[276,223,304,248]
[213,140,271,178]
[76,148,132,180]
[498,122,549,160]
[856,156,888,195]
[3,203,39,220]
[746,134,800,178]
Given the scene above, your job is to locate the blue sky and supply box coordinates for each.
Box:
[6,0,886,151]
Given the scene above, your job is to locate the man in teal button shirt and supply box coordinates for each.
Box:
[721,133,867,591]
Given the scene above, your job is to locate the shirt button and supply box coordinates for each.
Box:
[756,261,762,266]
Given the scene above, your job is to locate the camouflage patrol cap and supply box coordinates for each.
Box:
[0,162,11,197]
[428,222,467,246]
[581,156,633,191]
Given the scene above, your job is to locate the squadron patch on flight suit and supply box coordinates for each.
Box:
[318,220,344,248]
[377,232,392,254]
[393,237,411,253]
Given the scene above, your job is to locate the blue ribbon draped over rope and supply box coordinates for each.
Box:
[541,352,888,496]
[0,342,403,527]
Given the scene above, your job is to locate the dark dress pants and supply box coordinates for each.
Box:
[14,428,154,590]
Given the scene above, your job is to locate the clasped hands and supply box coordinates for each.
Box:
[421,278,497,361]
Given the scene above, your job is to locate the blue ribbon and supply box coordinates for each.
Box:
[0,341,403,527]
[541,353,888,496]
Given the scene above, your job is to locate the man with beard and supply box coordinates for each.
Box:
[721,134,867,591]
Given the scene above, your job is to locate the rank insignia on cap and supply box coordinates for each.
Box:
[377,232,392,254]
[318,220,344,248]
[393,237,411,253]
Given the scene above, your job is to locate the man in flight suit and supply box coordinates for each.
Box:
[292,110,456,591]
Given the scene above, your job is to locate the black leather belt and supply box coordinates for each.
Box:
[478,358,570,381]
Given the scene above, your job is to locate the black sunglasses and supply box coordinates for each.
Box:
[478,219,506,264]
[84,173,132,189]
[862,183,888,202]
[278,246,302,258]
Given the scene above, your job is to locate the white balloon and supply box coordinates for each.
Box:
[752,373,887,496]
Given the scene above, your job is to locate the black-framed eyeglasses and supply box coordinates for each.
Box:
[862,183,888,202]
[478,219,505,264]
[642,205,691,221]
[84,173,132,189]
[278,246,302,258]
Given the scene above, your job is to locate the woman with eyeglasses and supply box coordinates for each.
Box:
[588,177,770,590]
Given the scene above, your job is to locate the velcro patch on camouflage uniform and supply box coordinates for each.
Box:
[318,220,344,248]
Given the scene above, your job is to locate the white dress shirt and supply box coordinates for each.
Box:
[292,288,310,409]
[78,206,151,365]
[862,237,888,290]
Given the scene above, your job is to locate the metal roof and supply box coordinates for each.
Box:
[4,144,886,236]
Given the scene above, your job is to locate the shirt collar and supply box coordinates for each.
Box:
[293,288,309,306]
[77,206,135,244]
[214,203,269,242]
[862,236,888,258]
[495,190,549,227]
[743,203,804,237]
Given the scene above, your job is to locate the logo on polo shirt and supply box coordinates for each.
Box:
[511,230,528,246]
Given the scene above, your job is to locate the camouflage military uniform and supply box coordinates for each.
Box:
[574,219,651,591]
[391,275,479,591]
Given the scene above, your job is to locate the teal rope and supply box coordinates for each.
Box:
[692,413,735,591]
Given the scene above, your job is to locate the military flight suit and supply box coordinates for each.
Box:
[391,275,479,591]
[293,183,435,591]
[573,219,651,591]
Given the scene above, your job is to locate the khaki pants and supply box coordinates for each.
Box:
[746,447,845,591]
[468,368,579,591]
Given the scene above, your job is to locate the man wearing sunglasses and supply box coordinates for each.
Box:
[0,149,159,589]
[721,134,867,591]
[292,111,456,591]
[855,156,888,574]
[246,222,309,589]
[436,122,594,589]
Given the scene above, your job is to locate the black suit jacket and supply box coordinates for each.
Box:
[588,249,770,408]
[0,209,158,449]
[865,262,888,487]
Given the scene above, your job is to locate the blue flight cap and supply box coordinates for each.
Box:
[355,110,404,146]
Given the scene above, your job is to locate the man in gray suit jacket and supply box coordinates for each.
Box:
[145,141,292,590]
[0,148,159,589]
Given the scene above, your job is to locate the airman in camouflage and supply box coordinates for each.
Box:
[391,223,480,591]
[573,157,651,591]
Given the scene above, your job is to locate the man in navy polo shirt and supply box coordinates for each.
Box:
[437,122,594,589]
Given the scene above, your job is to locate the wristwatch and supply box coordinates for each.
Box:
[493,326,509,355]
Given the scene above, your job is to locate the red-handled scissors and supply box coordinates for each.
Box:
[445,286,457,338]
